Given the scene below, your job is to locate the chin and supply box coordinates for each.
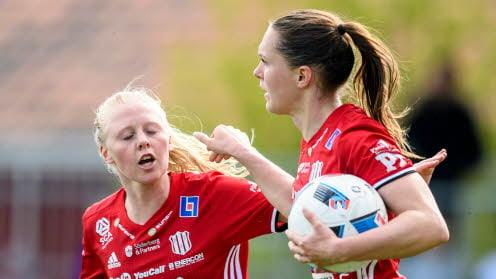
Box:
[138,170,166,185]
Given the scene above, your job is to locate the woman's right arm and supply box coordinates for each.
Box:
[194,125,293,220]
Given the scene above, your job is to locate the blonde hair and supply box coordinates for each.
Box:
[94,86,249,177]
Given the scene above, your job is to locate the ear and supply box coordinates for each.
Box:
[99,145,114,164]
[296,65,313,89]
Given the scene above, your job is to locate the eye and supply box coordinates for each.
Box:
[123,133,134,140]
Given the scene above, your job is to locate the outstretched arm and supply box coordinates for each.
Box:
[194,125,294,220]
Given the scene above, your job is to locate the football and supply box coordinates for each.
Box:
[288,174,388,273]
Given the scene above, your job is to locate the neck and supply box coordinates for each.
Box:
[291,89,341,141]
[121,173,170,225]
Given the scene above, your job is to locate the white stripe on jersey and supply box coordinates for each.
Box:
[224,244,242,279]
[367,260,377,279]
[271,209,278,233]
[372,167,415,189]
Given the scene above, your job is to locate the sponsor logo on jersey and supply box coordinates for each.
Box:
[248,181,261,192]
[180,196,199,217]
[297,162,310,174]
[125,245,133,257]
[133,265,165,279]
[107,252,121,269]
[154,210,173,230]
[169,231,192,255]
[309,160,324,182]
[325,129,341,150]
[168,252,205,270]
[132,239,161,256]
[96,217,113,249]
[369,139,399,154]
[370,140,408,172]
[110,273,131,279]
[114,218,135,240]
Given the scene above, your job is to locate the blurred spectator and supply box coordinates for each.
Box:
[403,59,483,279]
[408,59,482,226]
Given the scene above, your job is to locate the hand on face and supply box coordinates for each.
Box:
[193,125,252,163]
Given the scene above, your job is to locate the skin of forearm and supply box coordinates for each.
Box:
[334,209,448,264]
[234,146,294,219]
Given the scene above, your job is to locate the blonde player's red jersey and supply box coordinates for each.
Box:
[80,171,283,279]
[293,104,415,279]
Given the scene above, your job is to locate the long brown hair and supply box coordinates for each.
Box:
[272,9,417,157]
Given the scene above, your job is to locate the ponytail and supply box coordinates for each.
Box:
[340,22,419,158]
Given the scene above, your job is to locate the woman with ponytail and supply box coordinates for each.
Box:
[195,9,449,278]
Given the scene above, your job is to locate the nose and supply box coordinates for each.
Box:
[137,133,151,150]
[253,62,263,79]
[138,141,150,150]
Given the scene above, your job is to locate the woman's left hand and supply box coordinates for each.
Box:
[286,208,342,268]
[413,149,447,185]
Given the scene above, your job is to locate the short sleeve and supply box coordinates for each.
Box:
[338,124,415,189]
[79,210,107,279]
[203,173,280,245]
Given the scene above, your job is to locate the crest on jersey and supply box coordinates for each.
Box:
[169,231,192,255]
[125,245,133,257]
[180,196,199,217]
[325,129,341,150]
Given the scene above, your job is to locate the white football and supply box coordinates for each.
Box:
[288,174,388,273]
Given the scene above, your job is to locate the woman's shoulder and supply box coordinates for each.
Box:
[171,170,246,193]
[172,170,225,183]
[337,103,387,132]
[82,188,124,221]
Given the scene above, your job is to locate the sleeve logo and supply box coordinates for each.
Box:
[180,196,199,217]
[370,140,408,172]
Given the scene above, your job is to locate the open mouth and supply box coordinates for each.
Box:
[139,154,156,166]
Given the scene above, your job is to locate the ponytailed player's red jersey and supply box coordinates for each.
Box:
[80,171,282,279]
[293,104,415,279]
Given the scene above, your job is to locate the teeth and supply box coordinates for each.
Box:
[142,155,152,160]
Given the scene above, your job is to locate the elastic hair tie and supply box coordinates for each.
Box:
[337,24,346,35]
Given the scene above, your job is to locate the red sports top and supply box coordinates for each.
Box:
[293,104,415,279]
[80,171,282,279]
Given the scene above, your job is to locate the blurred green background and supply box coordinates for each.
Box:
[0,0,494,278]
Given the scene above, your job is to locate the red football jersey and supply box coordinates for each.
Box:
[293,104,415,279]
[80,171,282,279]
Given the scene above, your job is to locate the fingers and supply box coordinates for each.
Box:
[286,233,311,263]
[193,132,211,146]
[434,149,447,162]
[293,251,311,263]
[414,149,447,172]
[285,229,303,244]
[302,208,327,232]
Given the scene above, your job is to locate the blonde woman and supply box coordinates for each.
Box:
[79,87,285,278]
